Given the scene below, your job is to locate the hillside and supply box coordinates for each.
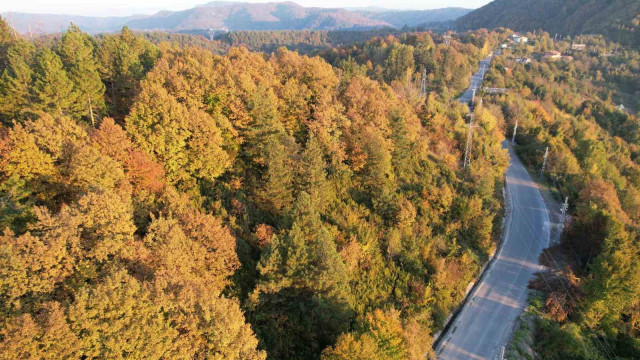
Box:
[1,2,471,34]
[0,19,509,360]
[456,0,640,46]
[355,7,471,28]
[126,2,389,31]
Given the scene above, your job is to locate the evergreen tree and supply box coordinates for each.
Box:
[0,17,17,73]
[257,137,295,220]
[298,135,333,213]
[98,27,159,119]
[59,24,105,125]
[32,47,75,116]
[0,39,35,124]
[251,192,352,359]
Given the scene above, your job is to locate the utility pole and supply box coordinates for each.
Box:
[208,28,215,41]
[560,197,568,229]
[463,114,476,168]
[556,197,569,244]
[540,146,549,176]
[420,69,427,97]
[511,119,518,144]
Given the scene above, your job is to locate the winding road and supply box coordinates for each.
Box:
[435,54,551,360]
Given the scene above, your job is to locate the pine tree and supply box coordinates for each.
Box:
[258,137,295,218]
[251,192,352,359]
[298,135,333,213]
[0,16,17,73]
[32,47,75,116]
[97,27,159,119]
[59,24,105,125]
[0,40,35,124]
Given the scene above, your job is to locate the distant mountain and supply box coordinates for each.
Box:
[0,13,140,35]
[2,1,470,35]
[357,8,472,28]
[456,0,640,46]
[126,2,390,31]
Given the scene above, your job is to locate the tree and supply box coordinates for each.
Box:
[0,16,17,72]
[32,47,75,116]
[126,82,230,189]
[141,209,239,300]
[0,123,55,181]
[66,189,136,262]
[298,135,333,213]
[385,43,415,82]
[63,143,126,193]
[91,117,165,193]
[59,24,105,125]
[250,193,352,359]
[168,293,266,360]
[0,39,35,124]
[0,207,78,311]
[256,136,295,219]
[68,269,179,359]
[582,216,640,332]
[0,302,80,359]
[98,27,159,119]
[322,309,410,360]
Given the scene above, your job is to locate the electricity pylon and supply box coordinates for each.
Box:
[540,146,549,176]
[463,114,477,168]
[420,69,427,96]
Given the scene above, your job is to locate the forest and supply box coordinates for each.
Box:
[456,0,640,48]
[0,19,513,359]
[483,31,640,359]
[1,11,639,359]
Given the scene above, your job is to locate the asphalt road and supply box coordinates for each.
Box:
[459,54,493,105]
[435,142,550,359]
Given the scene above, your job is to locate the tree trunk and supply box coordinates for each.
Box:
[88,95,95,127]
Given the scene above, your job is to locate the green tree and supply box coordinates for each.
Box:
[298,135,333,213]
[32,47,75,116]
[0,40,35,124]
[59,24,105,125]
[250,192,352,359]
[98,26,159,119]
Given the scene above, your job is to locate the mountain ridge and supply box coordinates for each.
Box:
[2,1,470,34]
[455,0,640,46]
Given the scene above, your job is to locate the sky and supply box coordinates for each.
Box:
[0,0,493,17]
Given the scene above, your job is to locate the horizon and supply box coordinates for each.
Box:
[0,0,493,17]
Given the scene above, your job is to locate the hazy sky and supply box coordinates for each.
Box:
[1,0,493,16]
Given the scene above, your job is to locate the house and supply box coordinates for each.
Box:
[571,43,586,51]
[511,34,529,43]
[618,104,626,111]
[501,43,509,49]
[515,57,531,64]
[543,51,562,60]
